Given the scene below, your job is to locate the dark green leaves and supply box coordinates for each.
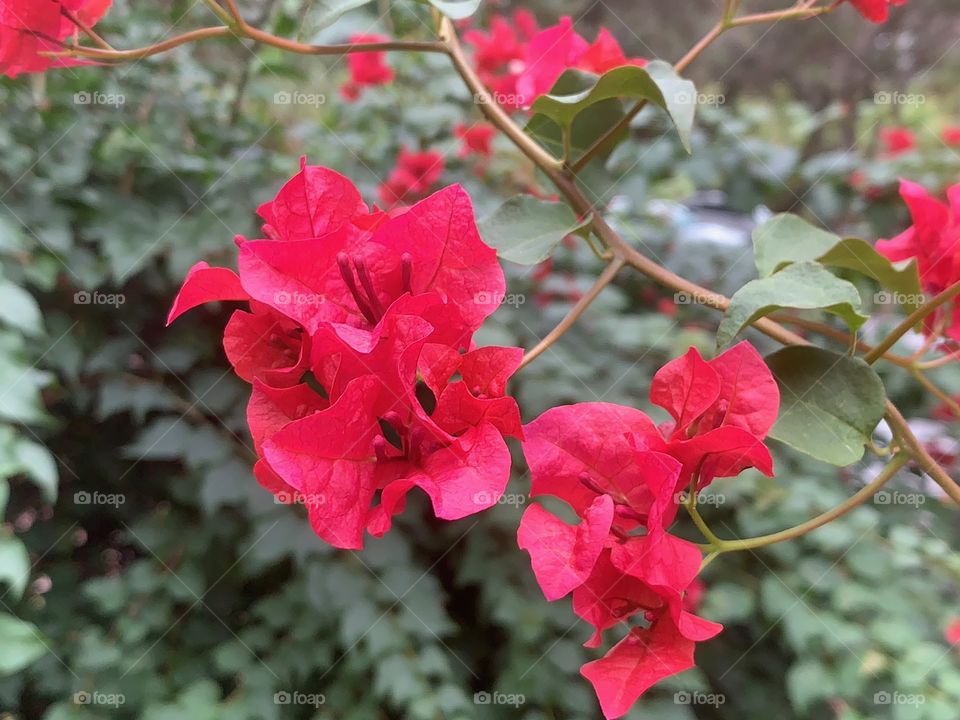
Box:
[526,61,696,162]
[753,213,922,309]
[479,195,592,265]
[765,346,886,465]
[717,262,868,348]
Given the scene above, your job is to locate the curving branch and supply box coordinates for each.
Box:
[438,12,960,503]
[519,257,625,370]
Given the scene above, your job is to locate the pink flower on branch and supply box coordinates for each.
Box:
[518,342,778,717]
[0,0,112,77]
[168,160,522,549]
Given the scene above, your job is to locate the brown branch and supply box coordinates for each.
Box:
[437,16,960,503]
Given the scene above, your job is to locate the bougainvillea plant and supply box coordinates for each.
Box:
[9,0,957,717]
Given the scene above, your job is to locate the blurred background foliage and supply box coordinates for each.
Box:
[1,0,960,718]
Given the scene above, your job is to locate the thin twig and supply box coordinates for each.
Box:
[518,257,625,370]
[702,453,910,553]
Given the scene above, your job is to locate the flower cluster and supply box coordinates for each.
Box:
[0,0,111,77]
[339,33,393,101]
[519,342,779,718]
[377,147,445,207]
[877,179,960,342]
[168,160,523,549]
[464,12,645,109]
[847,0,908,23]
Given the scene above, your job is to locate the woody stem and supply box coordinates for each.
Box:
[699,454,910,553]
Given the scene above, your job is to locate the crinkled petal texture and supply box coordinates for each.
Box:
[1,0,112,77]
[167,160,521,550]
[523,402,667,520]
[517,343,778,717]
[876,179,960,341]
[581,620,700,720]
[518,494,614,601]
[651,342,778,488]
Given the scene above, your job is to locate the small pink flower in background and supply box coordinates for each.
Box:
[378,148,445,206]
[942,126,960,147]
[847,0,908,23]
[879,126,917,157]
[876,179,960,342]
[455,122,496,158]
[339,33,393,101]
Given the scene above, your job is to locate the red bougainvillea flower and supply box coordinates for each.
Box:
[378,147,445,206]
[518,342,777,717]
[463,9,538,107]
[942,126,960,147]
[168,159,521,549]
[876,180,960,341]
[846,0,907,23]
[0,0,111,77]
[464,13,644,109]
[650,342,779,491]
[339,33,393,101]
[514,17,646,107]
[455,122,496,159]
[879,126,917,157]
[520,403,725,718]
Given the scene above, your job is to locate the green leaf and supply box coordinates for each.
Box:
[0,534,29,600]
[753,214,922,307]
[787,659,838,711]
[528,61,696,155]
[478,195,592,265]
[13,438,58,502]
[0,613,47,674]
[304,0,376,35]
[0,479,7,517]
[765,346,886,466]
[717,261,868,348]
[421,0,482,19]
[525,98,626,160]
[0,278,43,337]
